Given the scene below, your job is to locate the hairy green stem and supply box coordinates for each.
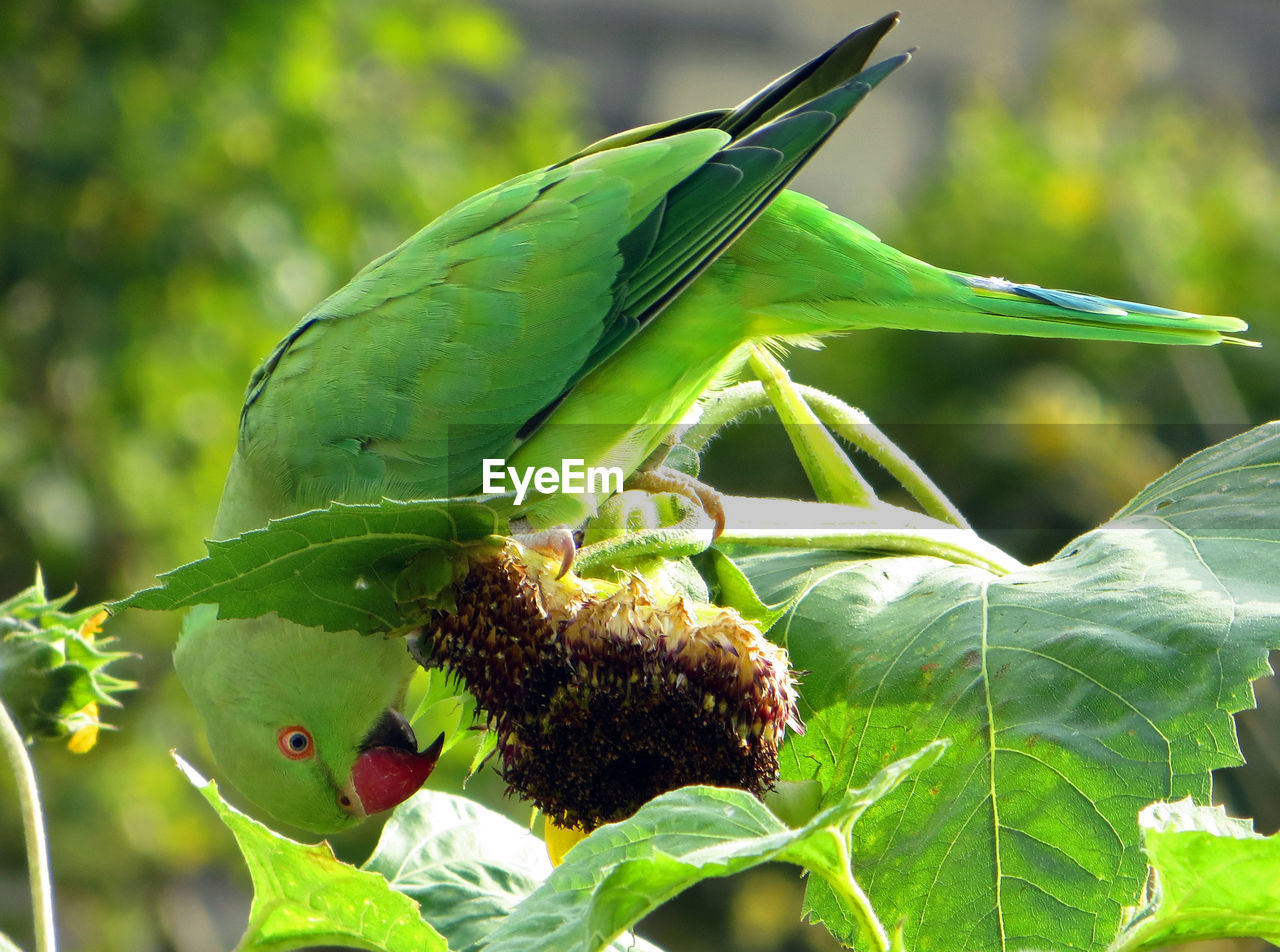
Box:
[718,523,1023,576]
[747,347,876,507]
[796,385,971,530]
[0,700,56,952]
[819,828,891,952]
[679,381,770,454]
[683,382,970,529]
[575,495,714,577]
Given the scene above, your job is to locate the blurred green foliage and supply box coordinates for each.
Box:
[1,0,582,948]
[0,0,581,593]
[751,0,1279,562]
[0,0,1275,949]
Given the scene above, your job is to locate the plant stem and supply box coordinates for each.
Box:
[575,494,714,577]
[678,381,765,454]
[683,382,970,529]
[0,699,56,952]
[747,347,876,507]
[717,522,1023,575]
[795,385,971,530]
[818,828,891,952]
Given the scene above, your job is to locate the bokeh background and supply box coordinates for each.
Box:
[2,0,1277,949]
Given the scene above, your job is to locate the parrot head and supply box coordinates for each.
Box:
[174,605,443,834]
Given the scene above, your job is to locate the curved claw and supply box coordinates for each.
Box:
[512,525,577,578]
[625,466,726,539]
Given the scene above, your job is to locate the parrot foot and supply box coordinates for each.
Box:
[625,466,725,539]
[510,524,576,579]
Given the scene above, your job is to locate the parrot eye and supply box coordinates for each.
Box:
[277,725,314,760]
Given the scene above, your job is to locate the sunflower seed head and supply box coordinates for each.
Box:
[411,542,802,831]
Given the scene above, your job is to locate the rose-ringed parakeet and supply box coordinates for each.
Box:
[175,13,1248,834]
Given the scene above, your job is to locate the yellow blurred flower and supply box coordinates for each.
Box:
[67,701,101,754]
[544,816,587,866]
[79,609,108,640]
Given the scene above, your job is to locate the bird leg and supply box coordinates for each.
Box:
[624,466,726,540]
[509,524,577,579]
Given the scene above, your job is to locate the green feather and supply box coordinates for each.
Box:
[174,605,417,833]
[180,14,1251,833]
[221,16,1249,532]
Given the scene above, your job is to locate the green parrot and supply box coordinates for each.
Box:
[175,13,1248,834]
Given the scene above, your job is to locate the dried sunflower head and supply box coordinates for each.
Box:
[409,541,801,831]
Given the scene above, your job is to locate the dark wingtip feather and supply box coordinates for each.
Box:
[724,12,902,136]
[558,13,905,166]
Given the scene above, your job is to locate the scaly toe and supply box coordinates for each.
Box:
[511,524,576,578]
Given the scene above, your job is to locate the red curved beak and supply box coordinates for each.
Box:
[350,710,445,816]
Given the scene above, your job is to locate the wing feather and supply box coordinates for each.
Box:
[235,18,907,511]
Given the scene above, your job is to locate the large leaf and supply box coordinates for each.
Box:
[482,742,944,952]
[113,497,508,633]
[175,754,446,952]
[365,791,660,952]
[1110,799,1280,950]
[740,421,1280,951]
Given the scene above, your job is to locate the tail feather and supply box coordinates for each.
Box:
[962,274,1252,342]
[734,190,1252,349]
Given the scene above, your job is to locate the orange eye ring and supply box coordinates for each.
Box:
[277,725,314,760]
